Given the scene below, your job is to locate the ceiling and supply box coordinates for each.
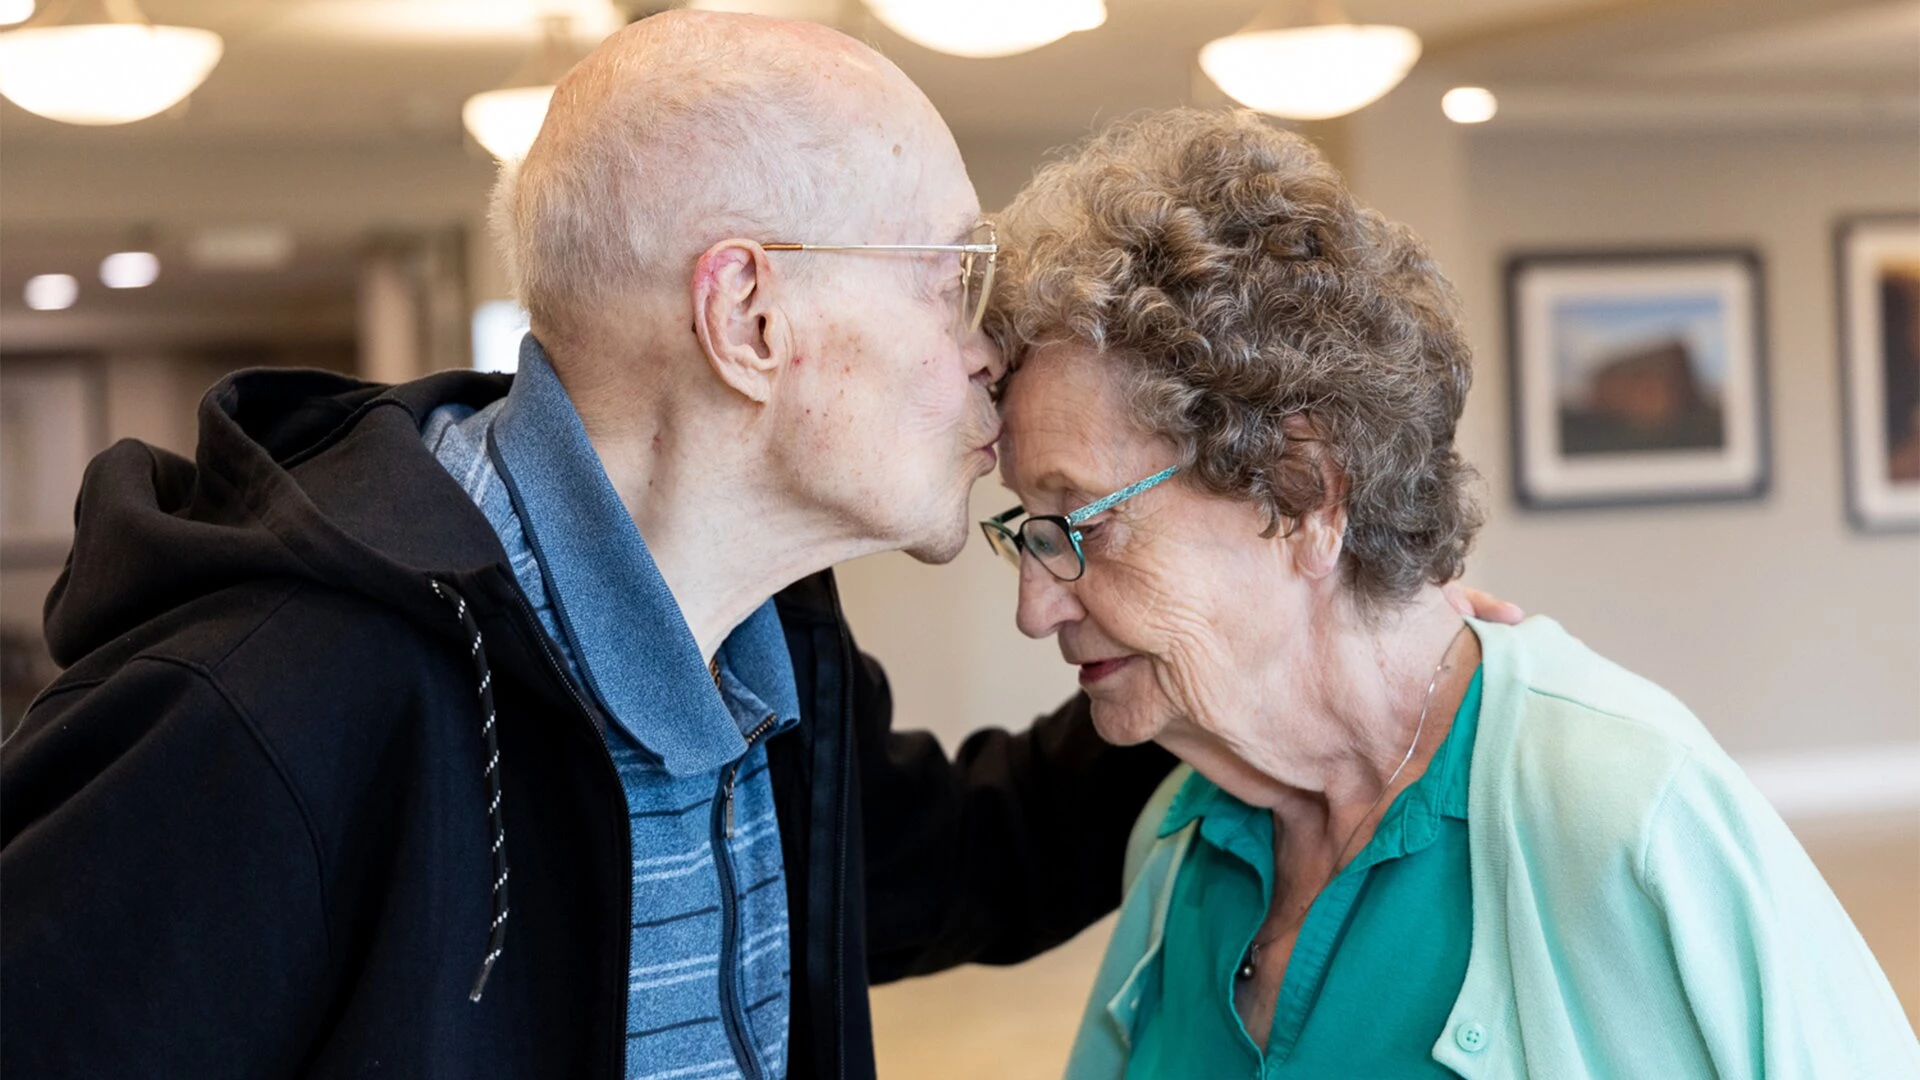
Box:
[0,0,1912,350]
[0,0,1912,146]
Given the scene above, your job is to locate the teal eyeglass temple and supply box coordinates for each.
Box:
[1064,465,1181,525]
[980,465,1181,582]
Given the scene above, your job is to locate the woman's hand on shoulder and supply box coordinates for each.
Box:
[1444,583,1525,625]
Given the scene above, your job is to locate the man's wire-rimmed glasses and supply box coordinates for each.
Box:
[763,221,997,342]
[980,465,1180,582]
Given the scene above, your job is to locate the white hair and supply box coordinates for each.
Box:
[489,12,871,342]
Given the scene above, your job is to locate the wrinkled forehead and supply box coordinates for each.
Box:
[998,344,1140,502]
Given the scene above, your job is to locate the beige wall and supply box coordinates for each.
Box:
[1371,100,1920,758]
[1448,123,1920,754]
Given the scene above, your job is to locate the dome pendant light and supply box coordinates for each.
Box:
[0,0,223,125]
[1200,0,1420,121]
[864,0,1106,59]
[462,14,577,162]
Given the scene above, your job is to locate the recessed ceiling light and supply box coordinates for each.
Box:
[24,273,79,310]
[188,225,294,271]
[100,250,161,288]
[1442,86,1498,124]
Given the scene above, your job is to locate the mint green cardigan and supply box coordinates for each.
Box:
[1066,617,1920,1079]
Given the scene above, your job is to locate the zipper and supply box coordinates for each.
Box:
[723,713,781,837]
[713,712,780,1080]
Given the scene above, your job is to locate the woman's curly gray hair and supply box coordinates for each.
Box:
[993,108,1482,610]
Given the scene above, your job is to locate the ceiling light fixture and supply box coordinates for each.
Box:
[1200,1,1420,121]
[462,13,576,161]
[1441,86,1497,124]
[24,273,79,310]
[0,0,223,125]
[864,0,1106,59]
[188,224,295,272]
[100,250,160,288]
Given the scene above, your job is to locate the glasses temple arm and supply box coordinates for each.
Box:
[1065,465,1180,525]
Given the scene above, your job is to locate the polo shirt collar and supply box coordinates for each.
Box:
[1155,666,1483,866]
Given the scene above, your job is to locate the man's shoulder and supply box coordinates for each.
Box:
[37,578,465,776]
[52,578,436,688]
[18,577,484,866]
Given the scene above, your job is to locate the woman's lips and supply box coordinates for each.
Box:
[1077,656,1133,686]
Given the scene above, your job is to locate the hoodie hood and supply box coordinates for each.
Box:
[45,367,515,667]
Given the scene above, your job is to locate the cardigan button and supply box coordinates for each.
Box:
[1455,1023,1488,1053]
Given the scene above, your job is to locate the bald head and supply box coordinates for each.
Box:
[491,10,953,350]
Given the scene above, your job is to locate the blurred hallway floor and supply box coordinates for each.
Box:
[871,811,1920,1078]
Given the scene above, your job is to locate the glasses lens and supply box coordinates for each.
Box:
[981,522,1021,568]
[959,222,997,338]
[1020,518,1082,581]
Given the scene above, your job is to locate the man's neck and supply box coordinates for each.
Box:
[571,382,883,663]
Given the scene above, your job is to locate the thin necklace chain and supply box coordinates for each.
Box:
[1240,623,1467,979]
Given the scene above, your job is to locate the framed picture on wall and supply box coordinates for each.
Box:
[1505,250,1769,510]
[1836,214,1920,532]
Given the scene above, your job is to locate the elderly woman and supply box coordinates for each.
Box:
[982,110,1918,1078]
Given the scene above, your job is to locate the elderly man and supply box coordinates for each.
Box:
[1,11,1514,1080]
[0,13,1170,1079]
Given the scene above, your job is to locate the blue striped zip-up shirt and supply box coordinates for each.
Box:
[423,335,797,1080]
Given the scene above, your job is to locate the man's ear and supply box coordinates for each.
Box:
[691,239,790,404]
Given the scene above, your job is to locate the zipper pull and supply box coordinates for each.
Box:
[722,714,775,841]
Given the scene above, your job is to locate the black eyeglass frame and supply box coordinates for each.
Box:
[979,465,1180,582]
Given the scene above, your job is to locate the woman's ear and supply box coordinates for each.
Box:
[691,239,790,404]
[1290,498,1349,580]
[1280,415,1349,580]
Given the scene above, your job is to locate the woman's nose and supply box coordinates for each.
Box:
[1014,556,1083,639]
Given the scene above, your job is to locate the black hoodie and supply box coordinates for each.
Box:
[0,368,1175,1079]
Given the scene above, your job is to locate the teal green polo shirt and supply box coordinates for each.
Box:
[1124,669,1483,1079]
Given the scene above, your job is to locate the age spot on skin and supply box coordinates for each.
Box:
[892,144,902,157]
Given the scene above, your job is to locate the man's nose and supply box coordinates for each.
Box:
[1014,555,1083,640]
[967,330,1007,387]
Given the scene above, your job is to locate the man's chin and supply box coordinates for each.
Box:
[901,506,972,565]
[903,528,967,566]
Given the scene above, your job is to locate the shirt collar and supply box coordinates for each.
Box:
[489,334,799,774]
[1155,666,1482,863]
